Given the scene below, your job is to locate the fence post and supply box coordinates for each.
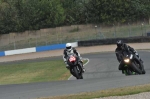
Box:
[76,25,80,41]
[45,32,48,45]
[36,33,38,47]
[0,35,2,51]
[142,22,146,36]
[56,27,59,44]
[9,33,11,50]
[60,27,62,43]
[40,30,41,46]
[144,23,146,36]
[128,23,131,37]
[14,36,16,49]
[28,31,30,47]
[95,25,98,39]
[113,24,116,38]
[141,23,144,36]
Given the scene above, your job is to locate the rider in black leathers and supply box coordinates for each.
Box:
[115,40,143,73]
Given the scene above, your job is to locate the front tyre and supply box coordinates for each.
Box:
[73,67,80,79]
[140,63,146,74]
[124,69,132,76]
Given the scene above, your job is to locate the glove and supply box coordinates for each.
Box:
[66,65,70,69]
[133,50,137,54]
[79,56,83,62]
[135,52,138,56]
[79,56,82,60]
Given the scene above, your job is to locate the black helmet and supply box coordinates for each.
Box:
[116,40,124,48]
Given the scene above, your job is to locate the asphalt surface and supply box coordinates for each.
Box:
[0,51,150,99]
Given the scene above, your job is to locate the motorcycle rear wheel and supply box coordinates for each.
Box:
[131,62,142,74]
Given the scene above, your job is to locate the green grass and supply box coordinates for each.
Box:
[0,59,88,85]
[0,60,70,85]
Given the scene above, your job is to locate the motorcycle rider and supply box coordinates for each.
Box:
[115,40,143,73]
[63,43,85,72]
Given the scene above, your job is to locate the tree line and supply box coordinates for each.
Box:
[0,0,150,34]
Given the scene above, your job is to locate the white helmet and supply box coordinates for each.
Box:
[66,43,72,51]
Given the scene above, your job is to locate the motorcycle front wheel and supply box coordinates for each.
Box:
[73,67,82,79]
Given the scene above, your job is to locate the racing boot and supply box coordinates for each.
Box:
[122,70,125,74]
[82,67,86,73]
[79,61,85,73]
[140,59,144,63]
[132,71,136,75]
[65,62,70,70]
[66,65,70,69]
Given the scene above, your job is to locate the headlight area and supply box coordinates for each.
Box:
[124,59,130,63]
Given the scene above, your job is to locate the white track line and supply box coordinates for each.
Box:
[68,58,90,80]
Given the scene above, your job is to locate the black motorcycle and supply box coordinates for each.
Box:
[120,51,145,75]
[67,53,83,79]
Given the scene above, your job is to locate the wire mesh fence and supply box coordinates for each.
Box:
[0,23,150,51]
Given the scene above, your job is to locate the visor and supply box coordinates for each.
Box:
[117,44,122,47]
[66,46,71,49]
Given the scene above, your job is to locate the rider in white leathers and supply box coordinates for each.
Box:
[63,43,85,72]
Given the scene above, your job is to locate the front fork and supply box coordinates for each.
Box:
[123,63,135,75]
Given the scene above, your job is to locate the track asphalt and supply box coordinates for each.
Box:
[0,51,150,99]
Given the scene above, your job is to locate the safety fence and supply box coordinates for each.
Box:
[1,36,150,57]
[0,23,150,51]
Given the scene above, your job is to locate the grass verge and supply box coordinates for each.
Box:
[0,60,70,85]
[38,84,150,99]
[0,59,88,85]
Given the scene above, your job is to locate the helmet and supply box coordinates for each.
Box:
[116,40,124,48]
[66,43,72,51]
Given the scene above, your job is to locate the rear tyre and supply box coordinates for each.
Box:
[135,59,146,74]
[80,75,83,79]
[131,62,142,74]
[142,69,146,74]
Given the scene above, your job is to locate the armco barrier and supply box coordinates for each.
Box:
[36,44,66,52]
[1,36,150,57]
[0,51,5,57]
[1,42,78,57]
[78,36,150,46]
[5,48,36,56]
[36,42,78,52]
